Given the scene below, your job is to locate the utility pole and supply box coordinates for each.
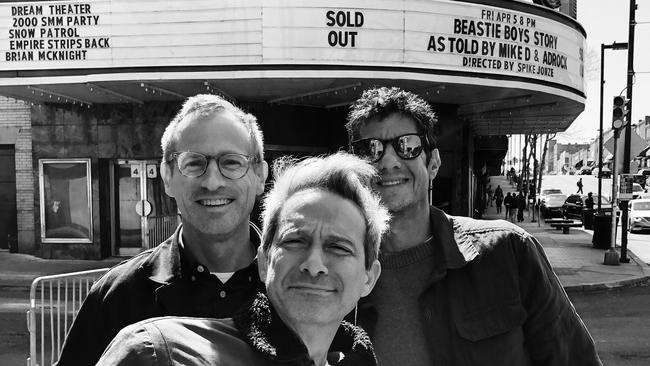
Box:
[598,42,628,212]
[620,0,636,263]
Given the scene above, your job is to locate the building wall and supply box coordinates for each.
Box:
[0,96,34,253]
[31,102,177,258]
[559,0,578,19]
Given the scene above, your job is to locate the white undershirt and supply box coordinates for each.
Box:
[211,272,235,283]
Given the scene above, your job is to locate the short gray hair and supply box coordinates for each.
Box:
[261,152,390,269]
[161,94,264,163]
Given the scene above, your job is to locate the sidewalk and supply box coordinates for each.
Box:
[483,175,650,292]
[0,251,122,293]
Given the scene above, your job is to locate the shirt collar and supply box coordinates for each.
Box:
[145,222,262,284]
[427,206,473,272]
[179,222,262,279]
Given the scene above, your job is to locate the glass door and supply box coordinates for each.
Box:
[114,160,178,256]
[115,160,144,256]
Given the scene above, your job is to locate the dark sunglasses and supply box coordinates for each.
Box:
[168,151,259,179]
[350,133,431,163]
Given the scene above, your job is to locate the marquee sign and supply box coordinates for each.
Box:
[0,0,585,94]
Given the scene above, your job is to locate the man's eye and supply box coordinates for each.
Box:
[329,243,353,255]
[279,239,304,248]
[184,160,203,168]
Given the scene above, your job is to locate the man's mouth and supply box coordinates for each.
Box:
[198,198,233,207]
[289,284,336,293]
[376,178,408,187]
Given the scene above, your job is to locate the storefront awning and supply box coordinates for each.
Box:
[574,160,584,169]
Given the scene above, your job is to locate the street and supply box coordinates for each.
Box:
[2,284,650,366]
[619,230,650,265]
[569,284,650,366]
[539,175,650,264]
[540,174,612,199]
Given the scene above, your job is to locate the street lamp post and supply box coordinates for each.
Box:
[620,0,637,264]
[598,42,628,212]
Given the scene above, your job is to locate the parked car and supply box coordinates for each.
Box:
[540,188,563,204]
[579,167,593,175]
[562,194,612,219]
[541,194,567,218]
[628,198,650,233]
[632,183,645,200]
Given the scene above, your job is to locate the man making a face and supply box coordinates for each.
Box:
[347,86,601,365]
[57,94,269,366]
[96,153,387,366]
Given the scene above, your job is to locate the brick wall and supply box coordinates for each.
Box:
[0,96,35,253]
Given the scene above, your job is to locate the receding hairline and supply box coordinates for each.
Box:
[169,108,255,151]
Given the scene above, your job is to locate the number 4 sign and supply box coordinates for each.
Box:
[147,164,158,178]
[130,165,140,178]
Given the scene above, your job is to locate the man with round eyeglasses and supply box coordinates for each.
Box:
[57,94,269,366]
[346,86,601,366]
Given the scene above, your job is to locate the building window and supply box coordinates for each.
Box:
[39,159,92,243]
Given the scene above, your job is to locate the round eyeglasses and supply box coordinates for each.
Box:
[168,151,259,179]
[350,133,431,163]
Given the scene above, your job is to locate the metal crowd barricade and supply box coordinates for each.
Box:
[26,268,109,366]
[146,214,179,250]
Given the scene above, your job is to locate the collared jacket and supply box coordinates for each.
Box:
[56,224,263,366]
[358,207,602,366]
[96,292,376,366]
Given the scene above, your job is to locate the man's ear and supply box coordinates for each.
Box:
[257,245,268,282]
[255,160,269,196]
[428,148,442,182]
[160,162,175,198]
[360,260,381,297]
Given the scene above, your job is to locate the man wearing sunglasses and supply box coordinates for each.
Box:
[346,87,601,366]
[57,94,268,366]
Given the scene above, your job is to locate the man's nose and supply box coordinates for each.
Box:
[377,143,402,171]
[299,246,328,277]
[200,159,227,190]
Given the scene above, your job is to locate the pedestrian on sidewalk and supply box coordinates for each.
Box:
[346,86,601,366]
[487,184,494,206]
[504,192,513,221]
[517,191,526,222]
[495,188,504,214]
[576,177,584,194]
[585,192,594,209]
[57,95,270,366]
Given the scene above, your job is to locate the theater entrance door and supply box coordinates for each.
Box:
[114,160,177,256]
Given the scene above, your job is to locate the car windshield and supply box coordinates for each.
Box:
[542,189,562,195]
[547,194,567,201]
[632,201,650,210]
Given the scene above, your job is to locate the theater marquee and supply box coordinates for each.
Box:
[1,0,585,94]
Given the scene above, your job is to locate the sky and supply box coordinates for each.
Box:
[555,0,650,144]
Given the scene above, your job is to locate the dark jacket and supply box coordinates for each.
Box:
[517,194,527,209]
[56,225,263,366]
[96,293,376,366]
[358,207,601,366]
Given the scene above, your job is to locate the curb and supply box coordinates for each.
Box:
[563,275,650,293]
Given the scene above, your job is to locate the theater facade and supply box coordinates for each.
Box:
[0,0,585,259]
